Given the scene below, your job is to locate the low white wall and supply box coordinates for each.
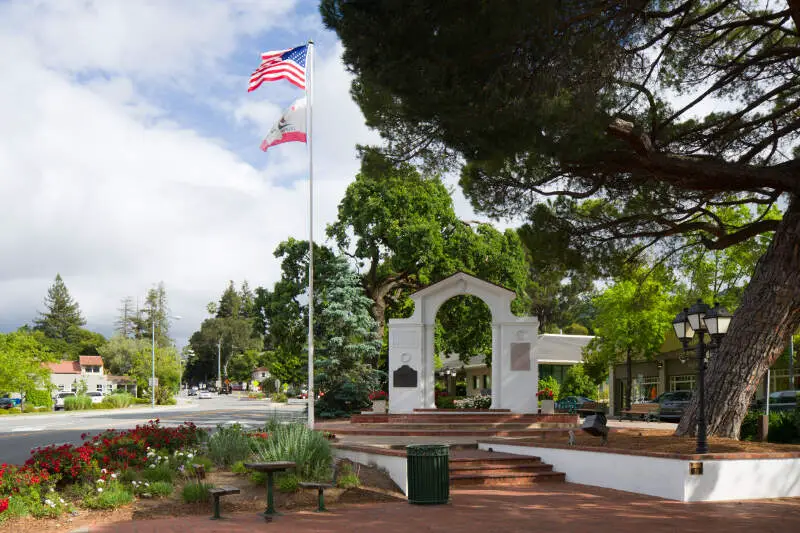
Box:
[478,443,800,502]
[334,448,408,496]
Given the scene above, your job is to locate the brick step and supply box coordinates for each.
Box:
[353,422,574,430]
[329,428,575,437]
[349,414,577,424]
[449,471,566,487]
[449,456,542,467]
[414,408,512,413]
[449,463,553,476]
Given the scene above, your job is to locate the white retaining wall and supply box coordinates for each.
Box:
[478,443,800,502]
[333,448,408,495]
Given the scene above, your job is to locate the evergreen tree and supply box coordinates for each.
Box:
[239,280,255,319]
[217,281,242,319]
[141,283,171,347]
[33,274,86,341]
[115,297,136,338]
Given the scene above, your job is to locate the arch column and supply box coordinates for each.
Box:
[491,323,500,409]
[424,323,435,408]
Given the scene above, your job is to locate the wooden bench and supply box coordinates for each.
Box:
[209,486,240,520]
[298,461,340,512]
[619,403,659,421]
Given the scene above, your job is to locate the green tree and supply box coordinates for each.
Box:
[323,0,800,438]
[33,274,86,341]
[115,297,136,338]
[315,255,382,417]
[98,335,147,376]
[0,331,55,395]
[139,283,172,347]
[584,273,676,410]
[217,281,243,319]
[559,364,598,400]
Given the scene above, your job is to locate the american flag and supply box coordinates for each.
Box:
[248,45,307,92]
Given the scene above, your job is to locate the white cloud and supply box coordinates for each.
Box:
[0,1,382,345]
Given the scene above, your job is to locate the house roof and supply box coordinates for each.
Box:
[253,367,270,373]
[79,355,104,366]
[44,361,81,374]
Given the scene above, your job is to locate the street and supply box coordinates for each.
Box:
[0,395,306,465]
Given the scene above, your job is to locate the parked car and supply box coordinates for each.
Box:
[765,390,799,412]
[53,392,76,411]
[198,391,213,399]
[1,393,22,407]
[87,392,104,404]
[0,397,15,410]
[656,391,693,421]
[187,388,197,396]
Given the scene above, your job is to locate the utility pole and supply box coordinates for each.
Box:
[217,341,222,392]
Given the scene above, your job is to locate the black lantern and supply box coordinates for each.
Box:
[672,298,732,455]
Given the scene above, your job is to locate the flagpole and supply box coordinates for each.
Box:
[306,40,315,430]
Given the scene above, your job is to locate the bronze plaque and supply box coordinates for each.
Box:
[510,342,531,371]
[393,365,418,388]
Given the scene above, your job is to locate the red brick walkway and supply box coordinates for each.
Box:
[84,484,800,533]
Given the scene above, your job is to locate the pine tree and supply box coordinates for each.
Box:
[217,281,242,319]
[33,274,86,341]
[240,280,255,319]
[115,297,136,338]
[142,283,171,347]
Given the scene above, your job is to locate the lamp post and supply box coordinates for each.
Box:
[672,299,732,454]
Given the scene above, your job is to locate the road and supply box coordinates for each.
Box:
[0,395,307,465]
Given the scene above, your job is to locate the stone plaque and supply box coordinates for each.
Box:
[393,365,418,388]
[510,342,531,371]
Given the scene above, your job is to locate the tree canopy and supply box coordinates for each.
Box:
[323,0,800,437]
[0,331,55,396]
[33,274,86,342]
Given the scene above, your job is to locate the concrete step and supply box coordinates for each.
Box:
[329,427,575,437]
[449,463,553,476]
[350,414,576,424]
[353,422,574,430]
[414,408,512,413]
[449,456,543,467]
[449,471,566,486]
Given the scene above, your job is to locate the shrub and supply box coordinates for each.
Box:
[8,407,21,414]
[64,395,92,411]
[740,410,800,443]
[231,461,248,475]
[253,422,332,481]
[181,482,214,503]
[270,392,288,403]
[24,389,53,409]
[453,395,492,409]
[559,364,598,399]
[207,424,253,467]
[101,393,134,409]
[142,463,174,483]
[134,397,151,405]
[83,482,134,509]
[336,463,359,489]
[537,376,560,401]
[562,323,589,335]
[155,386,175,405]
[186,456,214,477]
[22,404,37,413]
[276,473,299,493]
[435,394,464,409]
[131,480,173,498]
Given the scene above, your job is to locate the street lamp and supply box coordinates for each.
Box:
[672,299,733,454]
[144,310,181,408]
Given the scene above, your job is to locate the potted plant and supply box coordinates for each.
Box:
[537,388,555,415]
[369,390,388,413]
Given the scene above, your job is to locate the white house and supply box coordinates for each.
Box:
[44,356,136,395]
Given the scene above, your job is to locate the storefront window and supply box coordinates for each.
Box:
[670,374,696,391]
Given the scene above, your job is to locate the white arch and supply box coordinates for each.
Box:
[387,272,540,413]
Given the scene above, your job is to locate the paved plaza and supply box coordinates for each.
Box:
[81,484,800,532]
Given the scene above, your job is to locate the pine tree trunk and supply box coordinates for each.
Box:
[676,195,800,439]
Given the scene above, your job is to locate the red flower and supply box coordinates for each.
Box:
[0,498,9,514]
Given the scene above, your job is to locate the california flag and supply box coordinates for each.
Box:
[260,98,307,152]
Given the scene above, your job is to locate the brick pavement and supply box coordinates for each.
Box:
[83,484,800,533]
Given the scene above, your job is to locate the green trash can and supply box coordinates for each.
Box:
[406,444,449,504]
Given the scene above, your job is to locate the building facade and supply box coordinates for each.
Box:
[44,356,136,395]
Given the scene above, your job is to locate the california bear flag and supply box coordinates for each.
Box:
[260,98,307,151]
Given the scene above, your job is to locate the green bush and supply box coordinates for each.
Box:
[155,386,174,405]
[270,392,288,403]
[147,481,174,498]
[24,389,53,409]
[134,397,151,405]
[741,410,800,443]
[83,484,134,509]
[181,482,214,503]
[8,407,21,414]
[64,395,93,411]
[276,473,299,493]
[142,462,174,483]
[231,460,248,475]
[186,456,214,477]
[562,323,589,335]
[559,364,597,400]
[537,376,560,400]
[101,393,134,409]
[253,422,332,481]
[207,424,254,467]
[336,463,360,489]
[22,404,37,413]
[435,395,464,409]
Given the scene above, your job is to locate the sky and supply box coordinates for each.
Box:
[0,0,491,347]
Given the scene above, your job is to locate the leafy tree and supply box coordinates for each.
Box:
[98,335,179,395]
[584,272,676,410]
[227,349,268,384]
[98,335,145,376]
[315,255,382,417]
[33,274,86,342]
[563,323,590,336]
[0,331,55,395]
[323,1,800,438]
[559,364,597,400]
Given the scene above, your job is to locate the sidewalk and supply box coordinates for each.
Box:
[79,484,800,532]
